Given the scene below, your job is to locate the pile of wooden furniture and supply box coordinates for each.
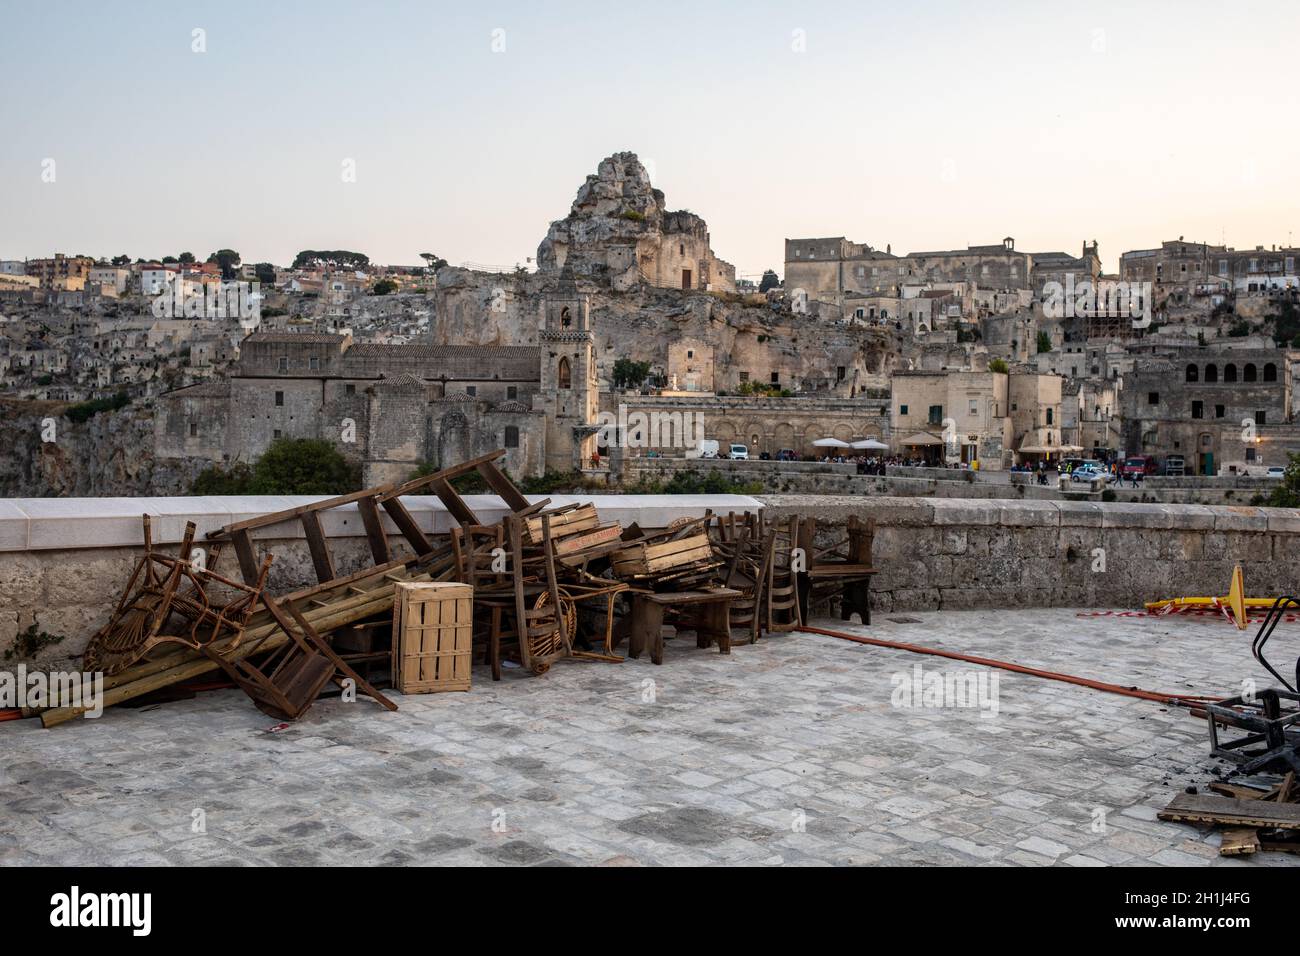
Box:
[42,452,878,728]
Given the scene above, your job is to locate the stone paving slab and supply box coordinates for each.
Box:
[1,608,1295,866]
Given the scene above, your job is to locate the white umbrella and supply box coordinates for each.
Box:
[851,439,889,451]
[812,438,852,448]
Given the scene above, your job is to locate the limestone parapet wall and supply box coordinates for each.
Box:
[759,495,1300,614]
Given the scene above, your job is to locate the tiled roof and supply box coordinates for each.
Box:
[244,332,347,344]
[342,343,539,380]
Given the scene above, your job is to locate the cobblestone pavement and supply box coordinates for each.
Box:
[2,609,1296,866]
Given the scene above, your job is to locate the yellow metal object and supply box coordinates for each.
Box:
[1143,565,1278,629]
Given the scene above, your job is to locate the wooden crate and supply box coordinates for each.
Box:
[391,582,473,693]
[612,533,713,576]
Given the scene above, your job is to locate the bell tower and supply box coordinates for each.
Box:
[536,286,600,472]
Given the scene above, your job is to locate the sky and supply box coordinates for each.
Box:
[2,0,1299,279]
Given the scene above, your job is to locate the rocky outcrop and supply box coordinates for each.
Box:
[0,399,208,497]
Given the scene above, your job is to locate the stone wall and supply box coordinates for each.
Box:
[759,495,1300,614]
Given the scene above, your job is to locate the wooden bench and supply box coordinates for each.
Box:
[626,588,742,665]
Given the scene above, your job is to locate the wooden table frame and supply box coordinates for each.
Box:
[626,588,742,665]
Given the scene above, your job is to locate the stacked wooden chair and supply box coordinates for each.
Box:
[795,514,877,624]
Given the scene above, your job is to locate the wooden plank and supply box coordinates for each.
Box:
[1158,793,1300,830]
[380,495,433,555]
[430,477,481,528]
[477,460,530,512]
[301,510,336,583]
[230,528,260,586]
[1219,828,1260,856]
[356,495,391,565]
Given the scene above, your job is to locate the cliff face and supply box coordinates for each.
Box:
[0,400,207,497]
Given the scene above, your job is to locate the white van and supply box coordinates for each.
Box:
[692,439,719,459]
[729,444,750,460]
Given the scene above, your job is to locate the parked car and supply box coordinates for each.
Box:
[729,444,750,460]
[778,448,797,461]
[1163,455,1185,477]
[1268,466,1286,478]
[695,439,719,459]
[1070,462,1114,483]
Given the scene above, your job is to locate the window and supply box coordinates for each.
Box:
[507,386,517,400]
[560,307,571,328]
[309,357,319,371]
[345,383,355,396]
[278,356,288,372]
[771,372,780,384]
[557,357,571,390]
[273,429,282,439]
[1148,392,1159,405]
[1264,363,1277,382]
[465,385,476,396]
[899,404,909,416]
[968,399,978,416]
[686,349,694,359]
[1205,364,1218,383]
[739,371,749,382]
[1246,447,1257,462]
[1256,410,1267,425]
[836,366,846,381]
[189,423,197,437]
[1185,364,1198,383]
[1046,408,1054,426]
[504,425,519,448]
[1215,404,1225,418]
[1224,364,1237,383]
[928,405,943,425]
[1192,400,1203,419]
[275,391,284,407]
[1245,364,1257,382]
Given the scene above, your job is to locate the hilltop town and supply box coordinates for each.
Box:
[3,151,1299,496]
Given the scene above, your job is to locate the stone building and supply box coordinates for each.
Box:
[1120,238,1300,318]
[1119,345,1298,474]
[891,369,1011,467]
[156,330,561,484]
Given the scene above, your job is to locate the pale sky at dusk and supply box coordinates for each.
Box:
[2,0,1298,278]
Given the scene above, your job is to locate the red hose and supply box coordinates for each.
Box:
[798,625,1219,706]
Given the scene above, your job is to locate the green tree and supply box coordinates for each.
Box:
[372,279,398,296]
[191,439,360,495]
[1036,330,1052,353]
[293,249,370,270]
[111,254,131,266]
[206,248,242,280]
[759,269,780,293]
[1264,453,1300,508]
[612,358,652,389]
[419,252,449,271]
[178,251,196,264]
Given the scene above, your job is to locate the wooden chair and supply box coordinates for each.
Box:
[796,515,876,624]
[765,515,804,633]
[203,596,396,721]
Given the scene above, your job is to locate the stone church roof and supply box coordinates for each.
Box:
[342,343,539,381]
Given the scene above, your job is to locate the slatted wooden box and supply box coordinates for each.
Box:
[391,582,473,693]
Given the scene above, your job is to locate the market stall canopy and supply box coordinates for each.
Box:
[900,433,944,446]
[812,438,852,448]
[851,439,890,450]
